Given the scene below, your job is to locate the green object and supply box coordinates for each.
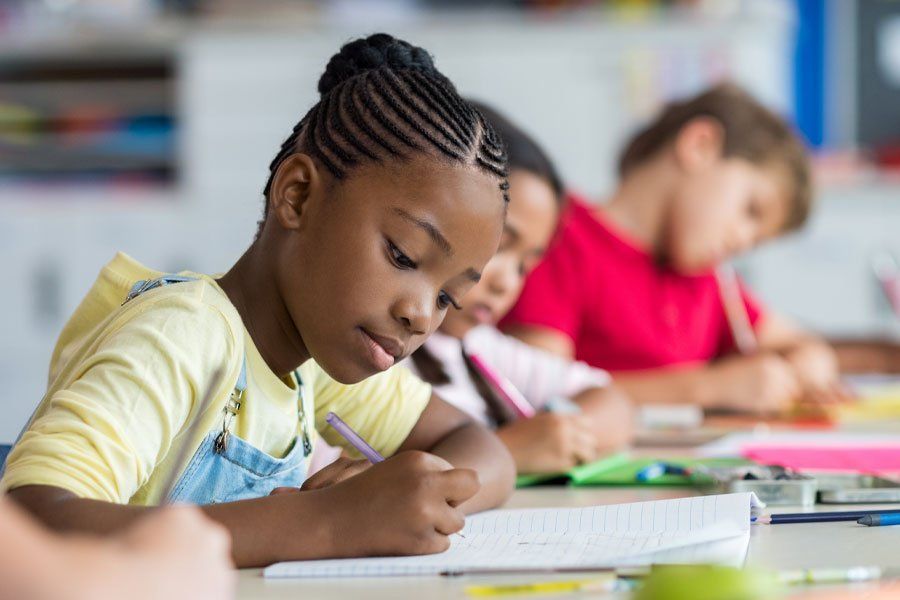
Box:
[515,453,630,487]
[515,455,752,488]
[634,565,781,600]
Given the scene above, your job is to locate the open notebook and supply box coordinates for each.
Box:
[264,492,760,578]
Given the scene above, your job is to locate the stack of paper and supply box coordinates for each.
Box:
[700,431,900,477]
[264,492,759,578]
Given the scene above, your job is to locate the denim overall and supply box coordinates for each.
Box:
[3,275,312,504]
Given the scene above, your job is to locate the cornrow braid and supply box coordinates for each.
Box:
[261,34,509,221]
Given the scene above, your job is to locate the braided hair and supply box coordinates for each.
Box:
[261,33,509,223]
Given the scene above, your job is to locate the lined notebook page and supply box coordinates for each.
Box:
[265,493,756,578]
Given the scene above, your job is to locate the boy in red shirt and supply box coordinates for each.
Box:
[501,84,838,415]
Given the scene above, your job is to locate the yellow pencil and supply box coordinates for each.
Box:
[465,574,618,596]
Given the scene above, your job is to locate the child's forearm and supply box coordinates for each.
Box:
[831,338,900,374]
[425,422,515,513]
[614,367,721,408]
[7,485,334,568]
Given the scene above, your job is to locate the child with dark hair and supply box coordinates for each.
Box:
[2,34,515,568]
[406,101,633,475]
[502,83,839,415]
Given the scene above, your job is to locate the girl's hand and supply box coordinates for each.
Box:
[311,451,479,557]
[496,413,601,474]
[709,353,802,415]
[300,456,372,491]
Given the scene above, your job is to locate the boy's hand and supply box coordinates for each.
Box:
[313,451,479,557]
[710,353,802,415]
[497,413,600,474]
[784,343,841,396]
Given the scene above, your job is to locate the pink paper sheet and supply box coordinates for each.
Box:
[743,445,900,476]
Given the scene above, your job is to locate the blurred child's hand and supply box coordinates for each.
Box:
[312,450,479,557]
[709,353,802,415]
[783,342,841,397]
[300,456,371,491]
[496,413,602,474]
[103,506,236,600]
[577,386,635,451]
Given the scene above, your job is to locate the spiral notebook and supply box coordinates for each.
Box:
[264,492,760,578]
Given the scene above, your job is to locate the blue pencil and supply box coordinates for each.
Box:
[859,513,900,527]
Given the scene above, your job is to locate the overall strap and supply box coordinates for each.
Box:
[121,274,249,452]
[123,275,198,305]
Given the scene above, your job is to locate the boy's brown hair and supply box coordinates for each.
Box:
[618,83,812,232]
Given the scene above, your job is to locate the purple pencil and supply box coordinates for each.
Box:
[325,412,385,464]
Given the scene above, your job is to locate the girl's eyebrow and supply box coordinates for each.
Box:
[392,207,453,256]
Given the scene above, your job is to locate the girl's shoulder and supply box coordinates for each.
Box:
[49,254,244,384]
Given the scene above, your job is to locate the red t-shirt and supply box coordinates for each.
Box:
[500,196,764,372]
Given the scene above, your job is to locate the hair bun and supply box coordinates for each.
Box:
[318,33,439,96]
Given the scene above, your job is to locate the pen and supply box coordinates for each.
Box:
[754,508,900,524]
[467,353,536,419]
[859,513,900,527]
[716,264,758,355]
[544,395,582,415]
[325,411,385,463]
[778,566,883,585]
[635,462,692,482]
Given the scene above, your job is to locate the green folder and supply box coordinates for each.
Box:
[516,455,752,488]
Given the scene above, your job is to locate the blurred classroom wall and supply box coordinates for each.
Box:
[1,0,898,440]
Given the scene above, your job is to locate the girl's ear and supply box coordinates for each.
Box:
[673,116,725,173]
[267,154,320,231]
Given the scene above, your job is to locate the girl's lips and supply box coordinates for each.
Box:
[470,303,494,325]
[359,328,396,372]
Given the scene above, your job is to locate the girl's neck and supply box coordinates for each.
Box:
[602,157,673,256]
[217,245,311,378]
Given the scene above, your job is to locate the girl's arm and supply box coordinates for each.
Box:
[9,445,482,569]
[395,394,516,513]
[8,396,507,569]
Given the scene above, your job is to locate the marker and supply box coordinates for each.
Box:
[859,513,900,527]
[660,462,692,477]
[636,462,667,482]
[753,508,900,525]
[467,353,536,419]
[325,412,384,463]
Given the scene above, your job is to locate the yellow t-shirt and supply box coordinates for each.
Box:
[1,253,431,505]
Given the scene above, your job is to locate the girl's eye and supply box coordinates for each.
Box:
[437,291,461,311]
[387,240,417,270]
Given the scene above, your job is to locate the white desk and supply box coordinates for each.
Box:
[235,487,900,599]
